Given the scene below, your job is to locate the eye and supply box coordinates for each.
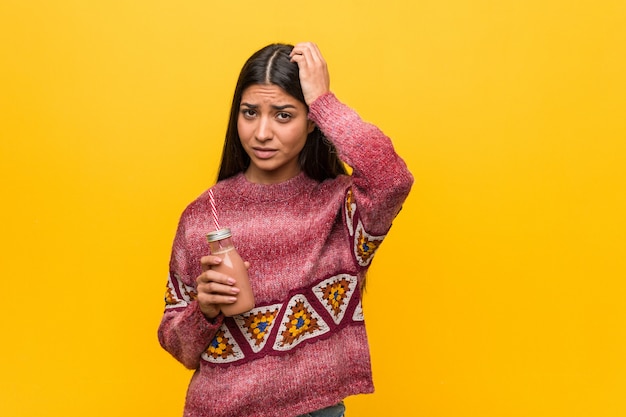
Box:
[240,108,256,119]
[276,112,292,122]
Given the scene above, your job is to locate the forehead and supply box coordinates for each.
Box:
[240,84,299,104]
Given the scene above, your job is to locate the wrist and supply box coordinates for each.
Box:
[306,89,329,107]
[200,304,221,321]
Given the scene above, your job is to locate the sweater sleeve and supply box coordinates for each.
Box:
[308,92,414,236]
[157,216,224,370]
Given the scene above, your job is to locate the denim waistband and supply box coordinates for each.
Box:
[297,401,345,417]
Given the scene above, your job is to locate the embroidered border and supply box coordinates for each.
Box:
[201,273,363,367]
[352,300,364,322]
[353,220,385,267]
[312,274,359,325]
[345,188,356,237]
[343,187,387,268]
[233,304,283,353]
[164,273,196,310]
[201,325,245,364]
[273,295,330,351]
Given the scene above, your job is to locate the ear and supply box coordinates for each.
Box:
[307,120,316,134]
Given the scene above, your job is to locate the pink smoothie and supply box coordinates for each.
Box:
[213,247,255,316]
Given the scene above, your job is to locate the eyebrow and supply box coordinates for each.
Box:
[240,102,298,110]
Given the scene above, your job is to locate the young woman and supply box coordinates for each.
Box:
[159,42,413,417]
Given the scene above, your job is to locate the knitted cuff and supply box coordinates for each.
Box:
[189,300,224,333]
[308,92,340,122]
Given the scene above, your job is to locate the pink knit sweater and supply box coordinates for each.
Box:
[158,92,413,417]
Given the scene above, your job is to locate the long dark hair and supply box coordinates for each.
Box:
[217,43,347,182]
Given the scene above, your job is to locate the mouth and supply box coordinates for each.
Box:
[252,147,278,160]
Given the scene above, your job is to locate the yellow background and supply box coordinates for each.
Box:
[1,0,625,416]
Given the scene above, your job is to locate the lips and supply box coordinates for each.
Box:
[252,147,278,159]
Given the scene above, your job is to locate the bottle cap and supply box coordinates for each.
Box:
[206,228,232,242]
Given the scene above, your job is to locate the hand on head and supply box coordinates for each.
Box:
[289,42,330,106]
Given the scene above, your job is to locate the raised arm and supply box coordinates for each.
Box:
[292,42,413,236]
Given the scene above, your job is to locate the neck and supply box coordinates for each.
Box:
[244,166,302,185]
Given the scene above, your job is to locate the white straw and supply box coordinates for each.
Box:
[209,188,220,231]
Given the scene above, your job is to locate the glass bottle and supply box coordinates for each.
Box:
[206,228,255,316]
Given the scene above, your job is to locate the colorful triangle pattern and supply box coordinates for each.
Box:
[352,300,364,322]
[345,188,356,236]
[201,323,245,364]
[354,220,385,267]
[234,303,283,353]
[312,274,358,325]
[273,295,330,351]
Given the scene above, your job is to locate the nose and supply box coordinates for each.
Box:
[254,116,273,142]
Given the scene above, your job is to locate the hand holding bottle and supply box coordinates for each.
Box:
[195,255,241,319]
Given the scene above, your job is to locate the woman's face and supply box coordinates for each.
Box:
[238,84,314,184]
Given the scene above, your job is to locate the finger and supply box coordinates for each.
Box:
[197,291,237,307]
[293,42,324,65]
[290,42,309,56]
[292,41,317,54]
[196,269,236,286]
[198,281,240,296]
[290,48,318,76]
[295,44,316,66]
[289,50,306,65]
[197,281,240,308]
[305,42,323,65]
[290,43,314,65]
[200,255,223,267]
